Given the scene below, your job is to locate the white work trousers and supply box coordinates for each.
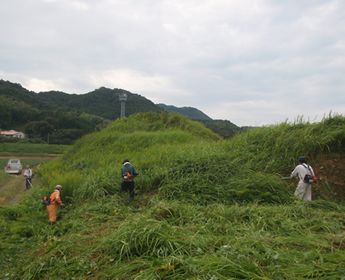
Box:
[294,181,312,201]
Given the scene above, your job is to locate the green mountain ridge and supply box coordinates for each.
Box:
[0,79,241,142]
[156,103,212,120]
[37,87,161,120]
[157,103,242,138]
[0,80,162,143]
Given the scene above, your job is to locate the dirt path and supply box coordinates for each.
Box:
[0,174,28,205]
[0,155,57,206]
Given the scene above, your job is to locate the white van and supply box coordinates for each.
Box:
[4,159,23,174]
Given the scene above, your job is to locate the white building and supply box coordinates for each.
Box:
[0,130,25,139]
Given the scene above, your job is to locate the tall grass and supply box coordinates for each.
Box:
[38,113,345,204]
[1,198,344,279]
[225,114,345,174]
[1,112,345,279]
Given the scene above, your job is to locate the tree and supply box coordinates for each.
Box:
[24,121,54,140]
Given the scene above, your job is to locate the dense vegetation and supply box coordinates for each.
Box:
[157,104,242,138]
[156,104,212,120]
[1,112,345,279]
[200,119,242,138]
[36,87,161,120]
[0,80,160,144]
[0,80,241,144]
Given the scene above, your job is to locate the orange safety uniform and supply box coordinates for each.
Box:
[46,190,63,223]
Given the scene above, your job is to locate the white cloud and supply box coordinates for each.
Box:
[25,78,65,92]
[88,69,190,103]
[0,0,344,125]
[70,1,90,11]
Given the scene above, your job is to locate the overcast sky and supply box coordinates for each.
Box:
[1,0,344,126]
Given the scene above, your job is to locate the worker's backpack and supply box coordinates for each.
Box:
[41,195,51,206]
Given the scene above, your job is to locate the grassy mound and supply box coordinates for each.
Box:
[1,113,345,279]
[38,112,222,201]
[37,113,345,205]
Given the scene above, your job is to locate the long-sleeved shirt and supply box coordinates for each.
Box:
[50,190,63,205]
[23,168,32,178]
[290,163,315,183]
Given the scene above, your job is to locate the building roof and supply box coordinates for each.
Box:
[0,130,23,135]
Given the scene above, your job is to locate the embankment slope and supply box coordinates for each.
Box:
[1,112,345,279]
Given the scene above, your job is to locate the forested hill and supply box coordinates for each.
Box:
[36,87,161,120]
[0,79,241,142]
[157,103,242,138]
[0,80,162,143]
[157,103,212,120]
[0,80,161,120]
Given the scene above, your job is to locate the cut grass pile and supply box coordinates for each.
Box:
[1,197,344,279]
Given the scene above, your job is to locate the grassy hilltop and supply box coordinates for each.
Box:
[1,112,345,279]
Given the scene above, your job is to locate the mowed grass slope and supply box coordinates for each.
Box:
[1,112,345,279]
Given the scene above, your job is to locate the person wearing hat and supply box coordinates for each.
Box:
[46,185,64,224]
[120,159,139,203]
[290,156,316,201]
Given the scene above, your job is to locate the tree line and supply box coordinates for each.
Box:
[0,79,243,143]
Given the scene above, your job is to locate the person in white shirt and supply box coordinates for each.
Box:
[23,165,33,190]
[290,156,315,201]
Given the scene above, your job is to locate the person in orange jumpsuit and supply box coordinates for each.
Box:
[46,185,64,224]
